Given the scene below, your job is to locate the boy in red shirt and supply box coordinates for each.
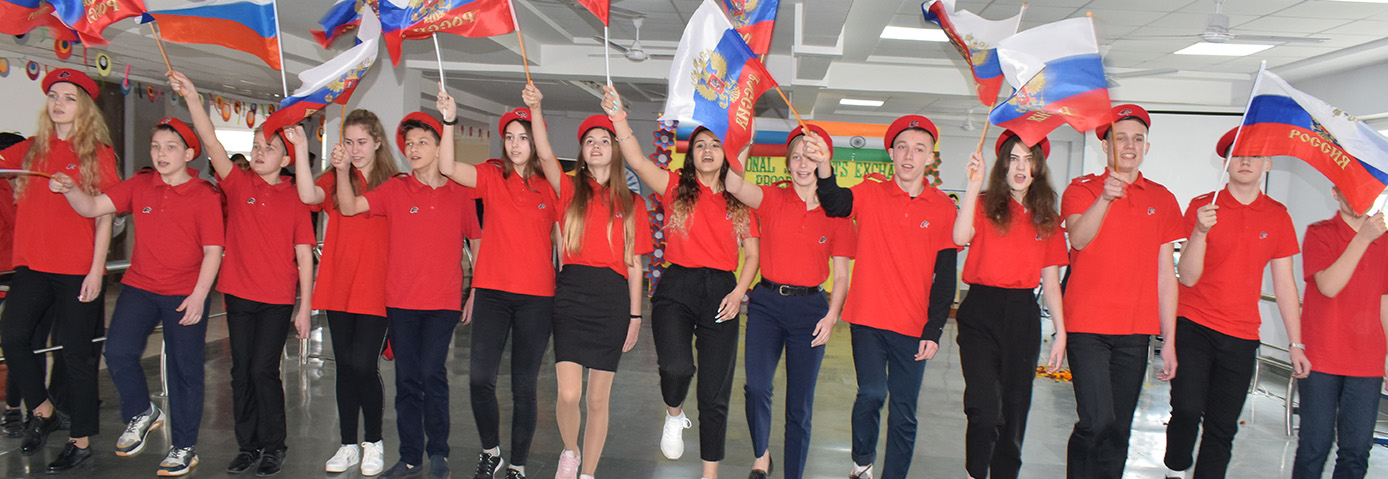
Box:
[814,115,957,479]
[1163,128,1309,479]
[1061,104,1183,479]
[1291,188,1387,479]
[51,117,224,476]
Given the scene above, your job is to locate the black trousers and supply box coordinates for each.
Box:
[469,288,553,467]
[1066,332,1150,479]
[1163,317,1258,478]
[650,264,740,462]
[3,303,61,410]
[327,311,388,445]
[0,267,103,438]
[956,285,1042,479]
[225,294,293,453]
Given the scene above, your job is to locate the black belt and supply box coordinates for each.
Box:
[759,278,822,296]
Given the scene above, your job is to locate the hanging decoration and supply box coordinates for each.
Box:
[220,102,232,121]
[54,40,72,60]
[120,65,132,95]
[246,103,257,128]
[233,100,242,114]
[96,53,112,77]
[25,61,39,80]
[0,58,9,78]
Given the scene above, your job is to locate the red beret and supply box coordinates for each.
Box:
[577,114,615,142]
[787,124,832,157]
[1215,126,1242,158]
[884,115,938,150]
[1095,103,1151,140]
[498,107,534,138]
[42,68,99,100]
[275,129,297,166]
[996,129,1049,159]
[396,111,443,155]
[157,117,201,159]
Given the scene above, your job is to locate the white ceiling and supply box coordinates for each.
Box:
[4,0,1388,129]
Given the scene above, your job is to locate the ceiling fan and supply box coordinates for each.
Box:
[591,17,674,63]
[1130,0,1327,44]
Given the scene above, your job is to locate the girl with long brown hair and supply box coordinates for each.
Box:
[0,68,119,472]
[601,87,759,479]
[293,109,400,476]
[951,130,1068,479]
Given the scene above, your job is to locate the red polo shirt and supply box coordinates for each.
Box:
[755,183,856,287]
[557,177,654,278]
[841,178,957,338]
[0,135,120,275]
[105,168,224,296]
[0,180,14,298]
[1178,189,1299,340]
[309,171,389,317]
[216,167,315,305]
[364,172,481,311]
[962,195,1068,289]
[658,170,760,272]
[1301,214,1388,378]
[1061,171,1184,335]
[472,163,559,296]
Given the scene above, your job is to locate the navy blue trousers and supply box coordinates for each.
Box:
[388,307,459,465]
[743,285,829,479]
[104,285,208,449]
[850,323,927,479]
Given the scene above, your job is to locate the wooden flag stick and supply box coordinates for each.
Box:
[0,169,54,179]
[516,30,533,85]
[150,23,174,74]
[340,103,347,146]
[970,121,990,181]
[772,84,807,133]
[1105,120,1117,171]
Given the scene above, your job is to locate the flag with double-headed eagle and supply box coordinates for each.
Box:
[379,0,517,67]
[313,0,377,48]
[50,0,147,46]
[1231,70,1388,214]
[662,0,776,171]
[722,0,777,55]
[922,0,1022,106]
[140,0,282,70]
[987,17,1114,147]
[261,7,381,140]
[0,1,77,40]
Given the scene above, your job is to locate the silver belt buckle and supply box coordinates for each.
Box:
[778,284,793,296]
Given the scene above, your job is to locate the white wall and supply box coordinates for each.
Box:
[0,72,47,137]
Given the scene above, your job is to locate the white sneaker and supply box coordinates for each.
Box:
[659,411,692,460]
[361,441,385,476]
[326,444,361,473]
[554,450,580,479]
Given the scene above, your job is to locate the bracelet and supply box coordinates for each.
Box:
[1290,342,1305,350]
[609,110,628,122]
[629,314,642,319]
[442,117,458,125]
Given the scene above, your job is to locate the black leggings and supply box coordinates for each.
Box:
[0,267,103,438]
[328,311,388,445]
[468,288,553,467]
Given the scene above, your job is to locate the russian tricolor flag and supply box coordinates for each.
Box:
[50,0,147,46]
[923,0,1022,106]
[313,0,372,48]
[722,0,777,56]
[379,0,517,67]
[987,17,1114,148]
[0,1,76,40]
[261,7,381,140]
[663,0,776,172]
[141,0,281,70]
[1232,70,1388,214]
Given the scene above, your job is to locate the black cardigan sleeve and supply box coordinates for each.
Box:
[816,171,853,218]
[921,248,958,342]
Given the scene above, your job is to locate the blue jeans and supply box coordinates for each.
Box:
[388,308,460,465]
[850,323,927,479]
[1292,371,1384,479]
[744,286,829,479]
[104,285,209,449]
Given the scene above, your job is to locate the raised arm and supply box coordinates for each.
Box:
[49,172,116,217]
[296,131,329,206]
[1065,173,1126,250]
[523,83,563,193]
[333,152,370,216]
[1177,204,1218,287]
[953,151,985,246]
[604,86,669,194]
[168,71,233,179]
[434,83,478,188]
[811,132,852,218]
[722,168,763,209]
[1270,256,1309,378]
[1312,212,1386,297]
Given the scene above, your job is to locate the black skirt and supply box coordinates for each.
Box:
[552,265,631,372]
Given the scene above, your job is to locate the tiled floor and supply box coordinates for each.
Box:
[0,286,1384,478]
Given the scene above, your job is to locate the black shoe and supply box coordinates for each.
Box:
[227,450,262,474]
[2,409,24,438]
[255,449,284,477]
[46,441,92,472]
[428,455,450,479]
[473,451,503,479]
[20,414,60,455]
[748,457,773,479]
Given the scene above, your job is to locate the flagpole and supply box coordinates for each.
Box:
[272,0,289,98]
[971,121,990,181]
[149,22,175,74]
[604,24,611,87]
[432,33,447,84]
[771,85,807,133]
[1211,60,1268,206]
[509,0,533,84]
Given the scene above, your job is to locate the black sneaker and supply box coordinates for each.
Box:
[428,454,450,479]
[19,414,60,455]
[504,467,525,479]
[227,449,262,474]
[46,441,93,472]
[473,451,504,479]
[382,461,424,479]
[1,409,23,438]
[255,449,284,477]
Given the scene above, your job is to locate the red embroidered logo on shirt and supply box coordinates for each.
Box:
[66,163,76,170]
[141,206,151,214]
[920,220,930,228]
[1147,207,1155,215]
[819,236,827,244]
[247,197,256,204]
[1260,232,1268,239]
[409,206,419,214]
